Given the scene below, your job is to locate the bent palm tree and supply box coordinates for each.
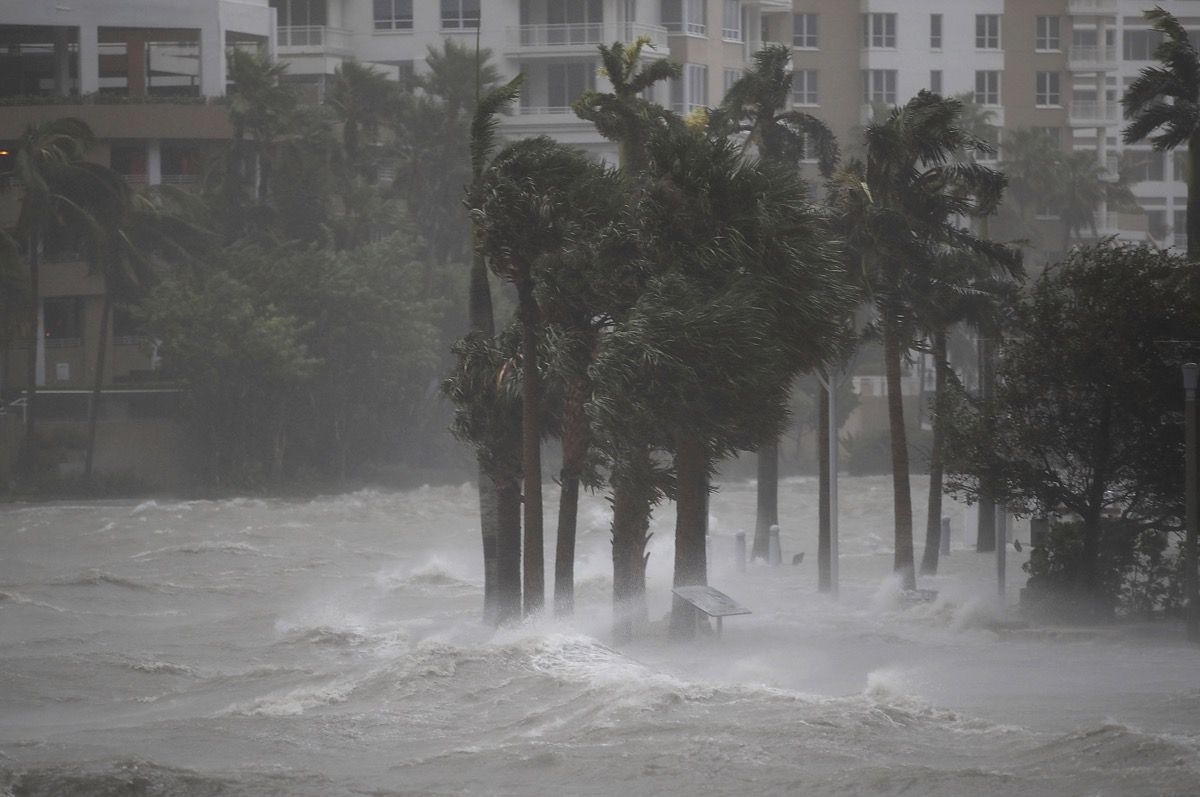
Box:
[1122,5,1200,261]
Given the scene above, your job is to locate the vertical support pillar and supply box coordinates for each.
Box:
[996,504,1007,599]
[34,299,45,387]
[939,517,950,556]
[78,24,100,96]
[829,375,839,598]
[768,524,781,567]
[147,140,162,186]
[126,31,148,97]
[52,27,72,96]
[200,25,226,97]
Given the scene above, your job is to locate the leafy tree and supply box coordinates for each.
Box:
[943,242,1199,615]
[1122,5,1200,261]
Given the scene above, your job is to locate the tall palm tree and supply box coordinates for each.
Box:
[0,118,118,483]
[467,74,523,624]
[224,49,294,237]
[1122,5,1200,261]
[710,43,840,562]
[835,91,1009,590]
[472,137,618,617]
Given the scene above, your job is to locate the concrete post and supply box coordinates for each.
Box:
[52,27,72,96]
[199,25,226,97]
[78,24,100,95]
[147,140,162,186]
[939,517,950,556]
[734,532,746,573]
[768,524,781,567]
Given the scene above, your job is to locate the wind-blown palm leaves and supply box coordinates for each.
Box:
[573,38,681,172]
[831,90,1019,590]
[1122,5,1200,261]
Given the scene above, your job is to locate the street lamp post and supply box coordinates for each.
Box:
[1184,362,1199,643]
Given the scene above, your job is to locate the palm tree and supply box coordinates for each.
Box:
[836,91,1010,590]
[466,74,523,624]
[710,43,840,562]
[1122,5,1200,261]
[224,49,294,237]
[471,137,618,616]
[0,118,118,483]
[574,37,681,173]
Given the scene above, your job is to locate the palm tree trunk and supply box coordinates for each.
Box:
[611,447,653,642]
[468,243,501,624]
[18,234,41,483]
[752,438,779,560]
[1188,131,1200,265]
[920,327,948,575]
[818,378,831,591]
[495,474,523,624]
[517,277,544,616]
[554,376,589,618]
[83,288,113,486]
[883,308,916,590]
[976,334,996,553]
[669,433,709,639]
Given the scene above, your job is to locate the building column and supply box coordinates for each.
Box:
[78,23,100,95]
[52,27,72,97]
[35,301,45,388]
[126,31,148,97]
[147,140,162,186]
[199,25,226,97]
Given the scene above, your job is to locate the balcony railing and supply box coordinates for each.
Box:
[277,26,353,54]
[1068,45,1118,69]
[507,22,668,52]
[1069,100,1121,126]
[517,105,577,116]
[1068,0,1117,15]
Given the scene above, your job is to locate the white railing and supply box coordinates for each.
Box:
[161,174,199,185]
[1069,100,1121,125]
[517,105,577,116]
[276,26,353,53]
[508,22,668,52]
[1068,45,1118,67]
[1068,0,1117,14]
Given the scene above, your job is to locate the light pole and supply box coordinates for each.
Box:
[1184,362,1199,642]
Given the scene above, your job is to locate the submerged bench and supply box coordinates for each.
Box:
[672,585,751,636]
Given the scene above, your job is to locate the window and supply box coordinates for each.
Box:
[1033,126,1061,146]
[929,70,942,95]
[722,1,742,41]
[1125,150,1165,182]
[975,70,999,105]
[1175,151,1189,182]
[724,67,741,95]
[976,15,1000,49]
[863,13,896,48]
[374,0,413,30]
[671,63,707,113]
[794,13,818,48]
[792,70,818,105]
[1036,71,1060,106]
[1174,209,1187,248]
[863,69,896,105]
[663,0,706,35]
[441,0,480,30]
[930,14,942,49]
[978,126,1000,163]
[43,297,83,341]
[1036,16,1060,50]
[1124,29,1164,60]
[546,61,595,109]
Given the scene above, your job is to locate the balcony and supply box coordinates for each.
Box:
[276,26,353,55]
[1068,45,1118,71]
[505,22,668,56]
[1068,0,1117,15]
[1068,100,1120,127]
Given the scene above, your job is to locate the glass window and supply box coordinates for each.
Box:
[1125,150,1165,182]
[1036,16,1060,50]
[863,13,896,48]
[671,63,708,112]
[43,297,83,340]
[792,69,818,105]
[441,0,480,30]
[793,13,818,48]
[975,70,999,105]
[374,0,413,30]
[1036,71,1060,106]
[930,69,942,95]
[976,14,1000,49]
[546,61,595,109]
[930,14,942,49]
[863,69,896,105]
[724,67,741,95]
[723,1,742,41]
[1124,29,1164,60]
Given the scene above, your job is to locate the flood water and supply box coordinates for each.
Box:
[2,475,1198,796]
